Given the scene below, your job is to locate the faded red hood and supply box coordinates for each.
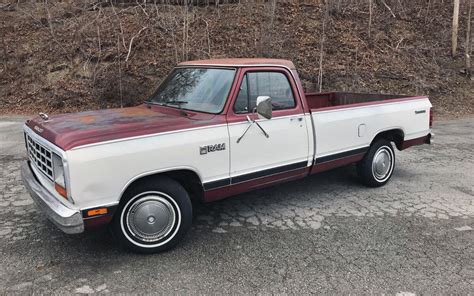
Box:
[25,105,224,150]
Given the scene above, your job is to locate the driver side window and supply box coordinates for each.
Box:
[233,71,296,114]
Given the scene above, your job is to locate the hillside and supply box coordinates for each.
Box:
[0,0,473,117]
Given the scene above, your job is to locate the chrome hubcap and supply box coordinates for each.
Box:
[372,147,393,181]
[126,195,176,243]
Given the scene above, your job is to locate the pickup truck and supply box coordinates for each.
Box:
[21,58,433,253]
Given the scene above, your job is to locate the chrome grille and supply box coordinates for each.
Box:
[26,133,54,180]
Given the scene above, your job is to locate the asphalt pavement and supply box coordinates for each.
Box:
[0,116,473,294]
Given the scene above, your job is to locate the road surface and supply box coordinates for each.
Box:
[0,116,473,294]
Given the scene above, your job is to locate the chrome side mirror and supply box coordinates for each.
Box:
[236,96,272,143]
[256,96,272,120]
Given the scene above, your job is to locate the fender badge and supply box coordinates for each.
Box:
[34,125,44,133]
[200,143,225,155]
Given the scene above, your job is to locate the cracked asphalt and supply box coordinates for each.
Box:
[0,116,473,294]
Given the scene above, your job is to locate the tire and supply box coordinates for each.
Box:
[357,139,395,187]
[112,176,192,254]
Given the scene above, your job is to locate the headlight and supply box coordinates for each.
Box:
[52,153,67,199]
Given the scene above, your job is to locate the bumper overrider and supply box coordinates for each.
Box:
[21,161,84,234]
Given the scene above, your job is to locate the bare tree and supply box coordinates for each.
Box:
[368,0,373,39]
[452,0,460,56]
[466,0,473,74]
[203,19,211,58]
[125,26,148,62]
[318,1,329,93]
[182,1,190,61]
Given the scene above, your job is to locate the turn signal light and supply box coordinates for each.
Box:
[55,183,67,199]
[87,208,108,217]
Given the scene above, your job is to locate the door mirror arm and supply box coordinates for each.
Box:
[236,97,272,143]
[250,110,269,139]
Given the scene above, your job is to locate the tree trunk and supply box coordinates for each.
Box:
[317,1,329,93]
[368,0,373,39]
[452,0,460,56]
[466,0,473,74]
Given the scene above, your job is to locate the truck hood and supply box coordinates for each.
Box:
[25,105,224,150]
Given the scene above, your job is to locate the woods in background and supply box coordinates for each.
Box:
[451,0,472,76]
[0,0,473,116]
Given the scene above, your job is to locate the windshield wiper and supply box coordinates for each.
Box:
[144,100,190,116]
[145,100,188,106]
[164,100,188,106]
[144,100,164,106]
[161,100,188,110]
[144,100,188,111]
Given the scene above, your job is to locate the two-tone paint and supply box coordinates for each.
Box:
[23,58,433,230]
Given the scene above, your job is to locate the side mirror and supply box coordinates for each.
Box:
[237,96,271,143]
[255,96,272,120]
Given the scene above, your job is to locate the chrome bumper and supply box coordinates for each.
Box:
[21,161,84,234]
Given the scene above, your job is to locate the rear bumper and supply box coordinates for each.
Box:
[401,133,433,150]
[425,132,433,144]
[21,161,84,234]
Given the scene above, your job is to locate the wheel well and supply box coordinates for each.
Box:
[372,129,405,150]
[121,170,204,203]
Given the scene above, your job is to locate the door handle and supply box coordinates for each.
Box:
[290,117,303,122]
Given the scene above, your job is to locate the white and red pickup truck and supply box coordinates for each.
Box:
[21,58,433,253]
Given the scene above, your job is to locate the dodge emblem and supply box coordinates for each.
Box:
[200,143,225,155]
[34,125,44,133]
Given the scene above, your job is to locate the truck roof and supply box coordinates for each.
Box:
[178,58,296,69]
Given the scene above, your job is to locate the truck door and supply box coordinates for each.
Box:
[226,68,312,187]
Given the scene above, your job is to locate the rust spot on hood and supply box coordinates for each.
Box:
[115,106,156,116]
[25,104,226,150]
[79,115,97,124]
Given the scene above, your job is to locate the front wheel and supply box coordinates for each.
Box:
[112,176,192,253]
[357,139,395,187]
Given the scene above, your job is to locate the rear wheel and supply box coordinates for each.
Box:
[112,176,192,253]
[357,139,395,187]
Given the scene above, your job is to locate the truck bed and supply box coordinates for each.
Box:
[306,91,431,161]
[306,92,416,111]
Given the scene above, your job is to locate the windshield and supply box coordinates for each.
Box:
[147,67,236,114]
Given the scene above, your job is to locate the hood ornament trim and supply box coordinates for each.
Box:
[39,112,49,121]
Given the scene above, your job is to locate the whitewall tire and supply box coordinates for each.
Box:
[112,176,192,253]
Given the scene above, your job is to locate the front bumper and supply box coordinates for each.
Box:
[21,161,84,234]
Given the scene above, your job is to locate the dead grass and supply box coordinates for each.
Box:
[0,0,472,117]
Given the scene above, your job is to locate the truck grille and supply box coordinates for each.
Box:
[26,134,54,180]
